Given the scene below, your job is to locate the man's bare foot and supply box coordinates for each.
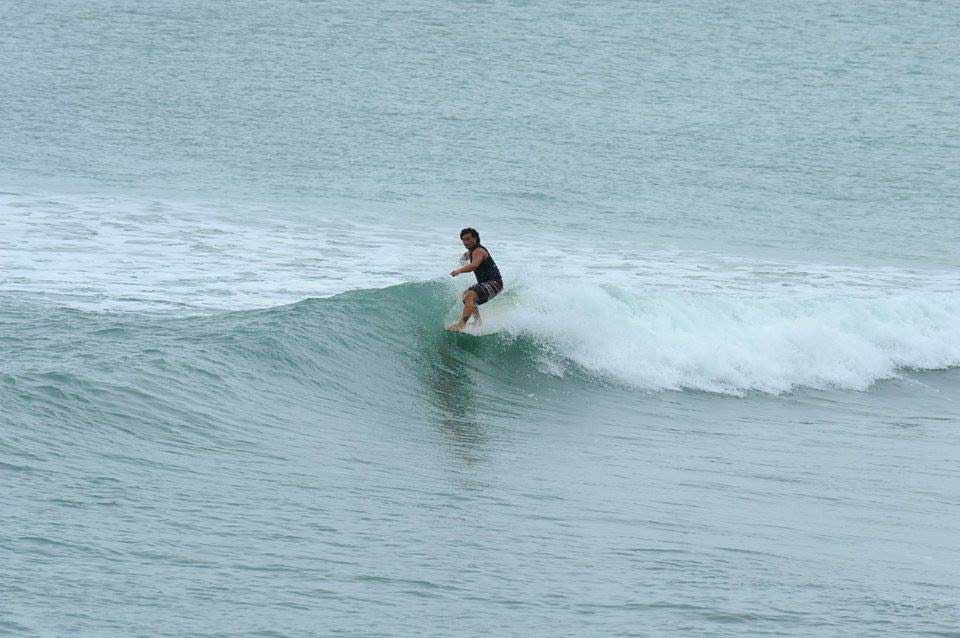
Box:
[445,322,466,332]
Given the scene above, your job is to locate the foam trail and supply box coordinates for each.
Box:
[474,281,960,395]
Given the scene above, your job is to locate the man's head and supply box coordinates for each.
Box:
[460,228,480,250]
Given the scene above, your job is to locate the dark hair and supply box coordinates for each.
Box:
[460,227,480,242]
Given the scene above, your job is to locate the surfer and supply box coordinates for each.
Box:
[446,228,503,332]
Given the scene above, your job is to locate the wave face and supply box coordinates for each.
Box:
[5,280,959,436]
[1,282,547,446]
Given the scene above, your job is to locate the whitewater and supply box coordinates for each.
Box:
[3,0,960,635]
[5,193,958,396]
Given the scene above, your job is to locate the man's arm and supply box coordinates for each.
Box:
[450,248,487,276]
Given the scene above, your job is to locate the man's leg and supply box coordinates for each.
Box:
[470,300,482,326]
[447,290,480,331]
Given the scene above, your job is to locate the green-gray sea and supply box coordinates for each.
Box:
[2,1,959,635]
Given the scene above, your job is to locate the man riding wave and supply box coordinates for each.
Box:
[446,227,503,332]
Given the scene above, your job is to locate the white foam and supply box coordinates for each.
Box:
[0,194,454,312]
[475,279,960,395]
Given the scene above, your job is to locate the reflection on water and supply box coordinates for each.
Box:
[419,332,488,466]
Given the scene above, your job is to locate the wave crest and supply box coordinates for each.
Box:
[436,280,960,394]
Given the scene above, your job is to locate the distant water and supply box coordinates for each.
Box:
[2,1,959,636]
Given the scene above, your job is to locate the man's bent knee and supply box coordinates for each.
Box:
[463,291,478,305]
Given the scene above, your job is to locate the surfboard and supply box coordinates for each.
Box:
[445,321,483,335]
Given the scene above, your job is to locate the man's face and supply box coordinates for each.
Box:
[461,234,477,250]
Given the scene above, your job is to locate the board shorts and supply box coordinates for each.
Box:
[468,279,503,305]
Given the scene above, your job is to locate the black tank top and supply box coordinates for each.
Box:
[472,245,502,284]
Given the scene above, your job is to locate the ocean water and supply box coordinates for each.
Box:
[2,1,959,636]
